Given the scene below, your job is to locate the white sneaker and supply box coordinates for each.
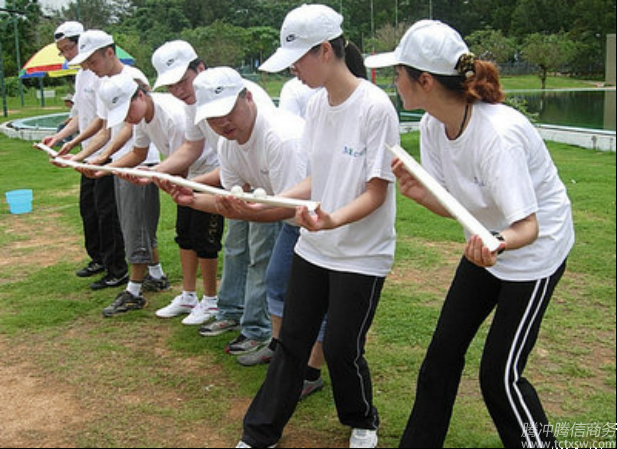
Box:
[155,294,198,318]
[181,297,218,325]
[350,429,378,448]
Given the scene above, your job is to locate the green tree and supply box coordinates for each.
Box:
[1,0,42,77]
[466,28,517,63]
[367,22,409,53]
[181,21,250,67]
[522,32,577,89]
[55,0,117,29]
[246,27,279,68]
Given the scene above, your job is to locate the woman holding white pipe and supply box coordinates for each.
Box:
[366,20,574,449]
[237,4,399,449]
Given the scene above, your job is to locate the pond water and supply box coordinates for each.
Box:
[10,113,70,131]
[509,89,616,131]
[399,89,616,132]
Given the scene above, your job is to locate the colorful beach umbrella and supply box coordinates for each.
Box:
[19,43,135,79]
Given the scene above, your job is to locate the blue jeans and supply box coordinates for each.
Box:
[217,220,281,341]
[266,224,327,342]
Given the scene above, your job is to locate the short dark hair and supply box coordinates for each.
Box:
[188,58,207,73]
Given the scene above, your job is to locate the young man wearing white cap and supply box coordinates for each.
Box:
[62,30,169,317]
[171,67,328,373]
[42,22,128,287]
[96,72,225,326]
[148,41,279,355]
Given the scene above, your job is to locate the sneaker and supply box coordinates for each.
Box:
[199,319,241,337]
[350,429,378,449]
[237,346,275,367]
[300,377,325,401]
[102,291,147,318]
[90,273,129,291]
[182,297,218,326]
[76,261,105,278]
[226,336,271,356]
[142,275,171,293]
[155,294,198,318]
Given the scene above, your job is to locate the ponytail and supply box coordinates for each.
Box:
[404,57,504,104]
[330,36,368,80]
[463,60,504,104]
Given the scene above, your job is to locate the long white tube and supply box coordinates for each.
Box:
[34,143,319,212]
[388,144,501,252]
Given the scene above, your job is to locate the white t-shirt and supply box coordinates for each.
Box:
[96,65,160,164]
[420,101,575,282]
[72,68,101,159]
[279,77,321,119]
[294,80,399,278]
[218,108,307,197]
[133,93,212,177]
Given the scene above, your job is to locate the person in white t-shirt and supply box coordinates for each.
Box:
[149,41,279,357]
[94,72,225,327]
[366,20,575,449]
[236,6,399,449]
[170,67,327,394]
[63,30,168,318]
[278,73,320,119]
[41,22,128,287]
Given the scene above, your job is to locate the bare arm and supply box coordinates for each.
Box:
[392,158,451,218]
[465,214,538,268]
[296,177,389,232]
[156,139,205,176]
[58,117,105,156]
[42,116,80,147]
[189,167,221,186]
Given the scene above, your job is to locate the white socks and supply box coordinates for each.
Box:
[148,263,166,280]
[183,291,198,301]
[126,281,143,297]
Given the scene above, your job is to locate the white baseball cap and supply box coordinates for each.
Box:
[259,4,344,73]
[365,20,469,76]
[152,41,199,90]
[54,21,84,42]
[193,67,246,123]
[99,68,150,128]
[98,74,140,129]
[69,30,115,66]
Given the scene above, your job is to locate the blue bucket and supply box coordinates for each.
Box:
[5,190,33,215]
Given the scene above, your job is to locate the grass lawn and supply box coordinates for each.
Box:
[0,129,614,447]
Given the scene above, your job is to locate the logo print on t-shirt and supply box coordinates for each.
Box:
[342,146,367,158]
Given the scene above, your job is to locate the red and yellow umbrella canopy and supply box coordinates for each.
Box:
[19,43,135,79]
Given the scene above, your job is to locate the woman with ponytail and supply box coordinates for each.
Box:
[237,4,399,449]
[367,21,574,449]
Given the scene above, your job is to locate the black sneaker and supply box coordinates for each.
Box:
[102,291,148,317]
[90,273,129,291]
[76,261,105,278]
[142,275,171,293]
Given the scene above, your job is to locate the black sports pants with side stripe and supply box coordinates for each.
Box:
[243,255,384,448]
[400,257,567,449]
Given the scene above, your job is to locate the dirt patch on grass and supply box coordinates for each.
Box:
[0,339,88,448]
[0,212,83,282]
[390,239,462,298]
